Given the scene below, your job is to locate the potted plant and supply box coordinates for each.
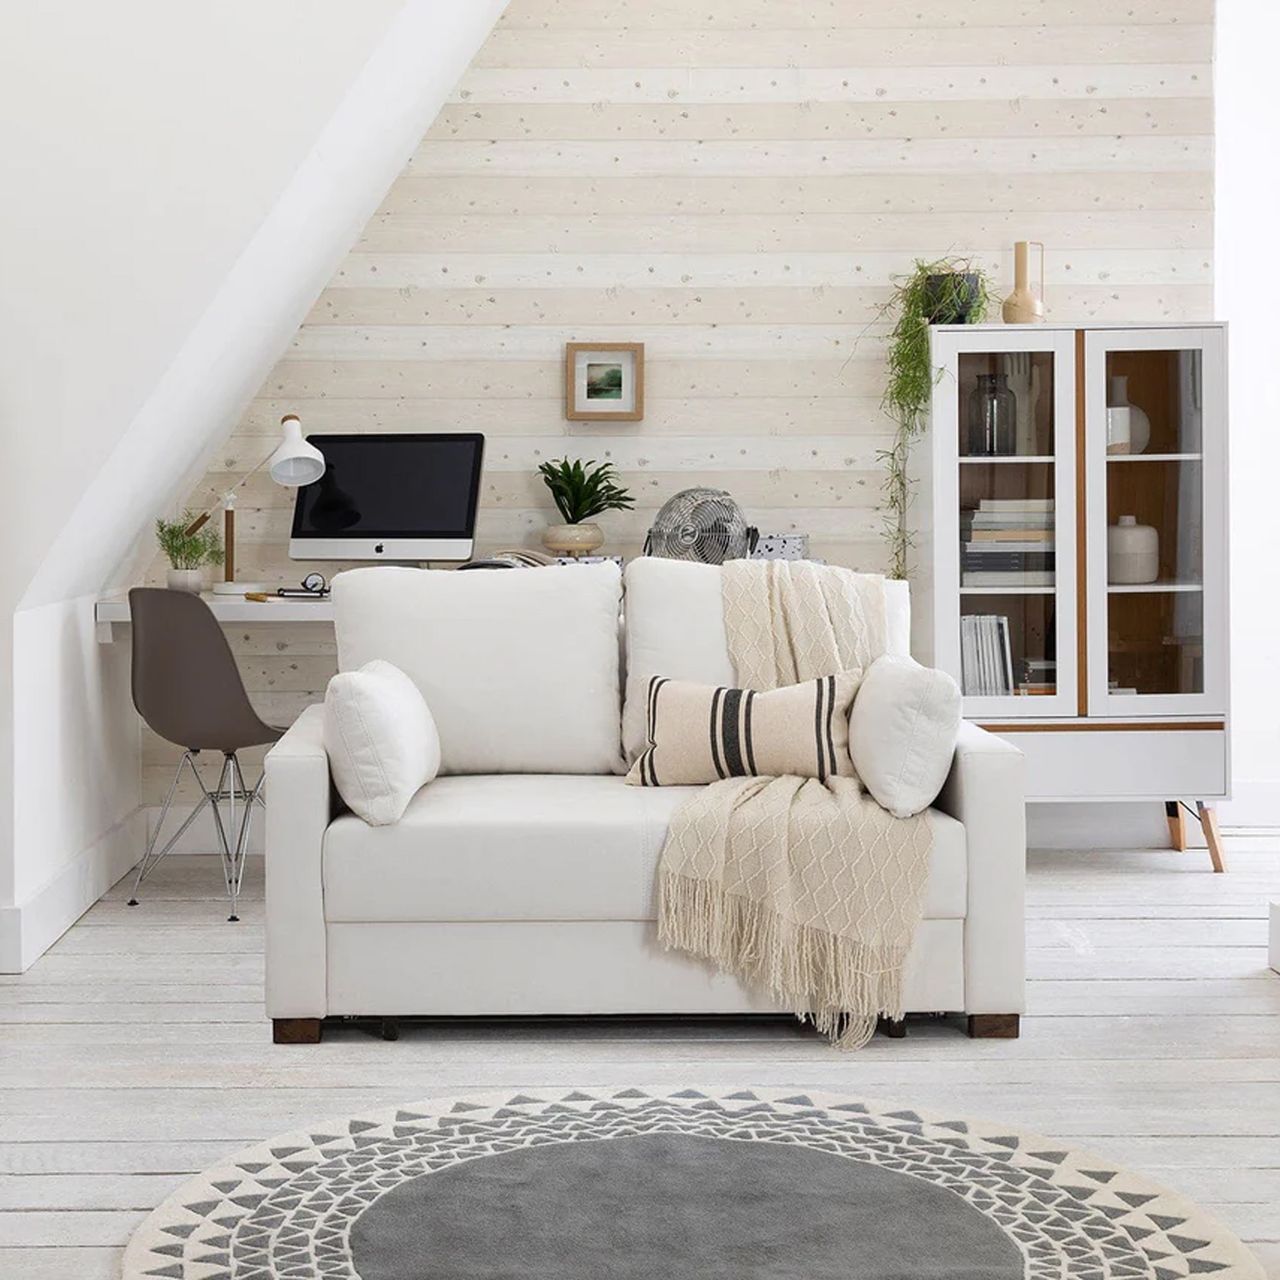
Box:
[878,257,990,579]
[156,511,224,593]
[537,458,634,557]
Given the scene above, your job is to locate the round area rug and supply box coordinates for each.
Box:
[124,1086,1262,1279]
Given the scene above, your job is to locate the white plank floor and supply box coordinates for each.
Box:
[2,842,1278,1279]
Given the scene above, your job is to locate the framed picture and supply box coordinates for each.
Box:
[564,342,644,422]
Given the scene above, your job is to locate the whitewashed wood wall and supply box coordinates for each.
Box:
[145,0,1214,803]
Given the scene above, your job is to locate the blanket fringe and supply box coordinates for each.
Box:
[658,869,907,1050]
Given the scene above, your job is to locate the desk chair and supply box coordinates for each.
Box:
[127,588,284,920]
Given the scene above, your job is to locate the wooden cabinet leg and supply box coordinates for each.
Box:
[273,1018,323,1044]
[1195,802,1226,874]
[1166,801,1187,852]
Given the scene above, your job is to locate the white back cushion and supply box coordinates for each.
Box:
[333,563,624,775]
[622,558,910,760]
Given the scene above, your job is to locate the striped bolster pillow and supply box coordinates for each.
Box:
[625,672,861,787]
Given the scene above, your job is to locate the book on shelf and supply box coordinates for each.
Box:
[973,498,1054,511]
[967,527,1055,542]
[962,571,1056,587]
[962,556,1055,576]
[960,614,1015,697]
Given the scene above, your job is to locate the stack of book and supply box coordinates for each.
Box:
[961,498,1055,587]
[1019,657,1057,697]
[960,615,1014,697]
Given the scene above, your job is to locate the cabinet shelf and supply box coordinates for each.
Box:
[960,586,1055,596]
[959,455,1054,465]
[1106,453,1202,462]
[1106,582,1203,594]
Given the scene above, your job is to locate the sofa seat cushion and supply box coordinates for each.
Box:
[322,775,967,923]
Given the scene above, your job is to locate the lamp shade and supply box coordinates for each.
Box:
[268,415,325,487]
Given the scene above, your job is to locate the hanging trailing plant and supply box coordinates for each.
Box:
[876,257,990,579]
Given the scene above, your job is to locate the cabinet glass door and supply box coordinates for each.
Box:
[932,329,1077,718]
[1084,328,1226,716]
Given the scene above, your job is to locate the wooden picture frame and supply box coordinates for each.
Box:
[564,342,644,422]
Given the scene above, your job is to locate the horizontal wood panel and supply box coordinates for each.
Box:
[493,0,1212,28]
[428,99,1212,141]
[471,27,1213,68]
[264,358,892,399]
[378,173,1213,215]
[328,252,1210,290]
[354,212,1213,254]
[411,137,1211,177]
[236,394,897,437]
[447,67,1209,106]
[306,286,1214,329]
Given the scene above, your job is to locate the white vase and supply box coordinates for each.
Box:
[166,568,204,594]
[1107,515,1159,584]
[1108,375,1151,454]
[1106,406,1131,455]
[542,522,604,557]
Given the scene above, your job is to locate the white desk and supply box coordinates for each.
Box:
[95,594,334,642]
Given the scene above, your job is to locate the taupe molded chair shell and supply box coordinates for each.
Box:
[127,588,284,919]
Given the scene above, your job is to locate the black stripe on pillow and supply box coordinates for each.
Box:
[813,676,827,783]
[721,687,745,776]
[708,687,727,780]
[743,690,757,776]
[824,674,837,781]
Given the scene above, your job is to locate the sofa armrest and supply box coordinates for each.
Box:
[935,721,1026,1015]
[264,704,332,1020]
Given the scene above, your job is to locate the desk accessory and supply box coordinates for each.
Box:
[538,457,634,557]
[182,415,325,596]
[155,512,224,593]
[645,488,757,564]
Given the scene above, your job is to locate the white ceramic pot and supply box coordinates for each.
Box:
[167,568,204,594]
[1107,515,1159,584]
[542,522,604,557]
[1106,406,1131,455]
[1108,375,1151,454]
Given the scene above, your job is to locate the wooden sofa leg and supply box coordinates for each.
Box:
[967,1014,1020,1039]
[879,1016,907,1039]
[273,1018,323,1044]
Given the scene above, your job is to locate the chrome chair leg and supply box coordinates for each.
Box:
[128,752,208,905]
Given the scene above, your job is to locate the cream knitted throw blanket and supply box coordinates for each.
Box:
[656,560,934,1048]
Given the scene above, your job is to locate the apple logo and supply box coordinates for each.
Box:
[375,543,384,554]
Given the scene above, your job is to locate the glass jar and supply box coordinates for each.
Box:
[967,373,1017,456]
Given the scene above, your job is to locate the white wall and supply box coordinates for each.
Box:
[1215,0,1280,827]
[0,0,508,970]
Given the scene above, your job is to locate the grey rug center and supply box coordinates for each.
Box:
[350,1132,1023,1280]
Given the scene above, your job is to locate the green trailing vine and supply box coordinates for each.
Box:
[876,258,990,579]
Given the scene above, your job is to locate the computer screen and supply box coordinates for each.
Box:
[289,433,484,560]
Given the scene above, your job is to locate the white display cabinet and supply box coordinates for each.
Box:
[913,324,1229,869]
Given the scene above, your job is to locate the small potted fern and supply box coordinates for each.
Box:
[156,511,224,593]
[538,457,634,557]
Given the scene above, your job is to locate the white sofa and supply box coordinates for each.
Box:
[264,559,1025,1043]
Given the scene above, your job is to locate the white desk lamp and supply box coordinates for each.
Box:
[184,414,325,596]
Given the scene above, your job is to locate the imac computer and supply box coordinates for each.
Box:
[288,433,485,561]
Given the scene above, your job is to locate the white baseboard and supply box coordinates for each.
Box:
[1217,778,1280,828]
[0,810,145,973]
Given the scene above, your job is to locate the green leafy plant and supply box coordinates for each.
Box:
[155,512,224,570]
[538,458,635,524]
[877,257,991,579]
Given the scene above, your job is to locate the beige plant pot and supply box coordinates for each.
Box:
[167,568,204,594]
[542,522,604,558]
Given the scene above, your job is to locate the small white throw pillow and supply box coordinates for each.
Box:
[324,660,441,826]
[848,655,961,819]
